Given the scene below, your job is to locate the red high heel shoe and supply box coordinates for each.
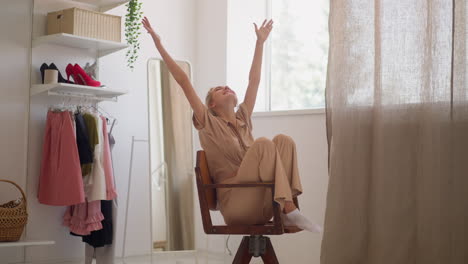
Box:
[66,64,84,85]
[66,63,101,87]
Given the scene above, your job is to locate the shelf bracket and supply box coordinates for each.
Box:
[47,91,118,102]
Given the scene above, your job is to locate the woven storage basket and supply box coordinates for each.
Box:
[47,8,121,42]
[0,180,28,242]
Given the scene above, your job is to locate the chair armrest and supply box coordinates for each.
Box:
[203,182,274,189]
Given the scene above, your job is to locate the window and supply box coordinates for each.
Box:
[227,0,329,112]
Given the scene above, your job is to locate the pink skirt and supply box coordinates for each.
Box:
[38,111,85,206]
[101,116,117,200]
[63,200,104,235]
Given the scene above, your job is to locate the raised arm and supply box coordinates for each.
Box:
[243,19,273,114]
[142,17,206,122]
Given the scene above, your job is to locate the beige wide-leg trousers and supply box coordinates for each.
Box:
[218,134,303,225]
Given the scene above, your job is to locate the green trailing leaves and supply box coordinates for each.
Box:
[125,0,143,70]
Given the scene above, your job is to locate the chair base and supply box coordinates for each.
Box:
[233,235,279,264]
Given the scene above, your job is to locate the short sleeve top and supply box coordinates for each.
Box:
[193,102,254,183]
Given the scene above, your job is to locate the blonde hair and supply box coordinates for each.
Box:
[205,87,217,115]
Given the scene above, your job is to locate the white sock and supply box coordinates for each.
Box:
[283,209,323,233]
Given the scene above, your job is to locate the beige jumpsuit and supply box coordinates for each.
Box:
[193,102,303,225]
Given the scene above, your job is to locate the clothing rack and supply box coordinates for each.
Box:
[122,136,151,260]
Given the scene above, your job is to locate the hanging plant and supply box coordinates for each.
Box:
[125,0,143,70]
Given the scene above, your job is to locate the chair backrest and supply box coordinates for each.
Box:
[195,151,217,210]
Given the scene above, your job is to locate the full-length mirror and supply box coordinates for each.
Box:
[147,58,195,252]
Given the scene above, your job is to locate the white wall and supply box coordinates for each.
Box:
[0,0,31,201]
[1,0,197,262]
[0,0,32,262]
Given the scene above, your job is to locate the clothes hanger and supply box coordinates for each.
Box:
[109,118,117,135]
[83,99,118,126]
[49,95,70,112]
[79,97,95,113]
[100,106,118,127]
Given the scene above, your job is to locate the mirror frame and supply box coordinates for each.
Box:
[146,57,196,255]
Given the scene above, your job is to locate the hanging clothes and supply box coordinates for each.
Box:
[62,113,118,239]
[81,113,99,176]
[82,200,113,247]
[39,106,119,262]
[38,110,85,206]
[85,122,118,264]
[63,200,104,236]
[74,113,93,167]
[84,199,118,264]
[85,114,107,202]
[108,119,116,152]
[101,116,117,200]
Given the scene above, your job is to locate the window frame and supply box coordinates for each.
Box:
[257,0,327,114]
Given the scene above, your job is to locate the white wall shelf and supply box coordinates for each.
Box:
[72,0,130,12]
[32,33,128,57]
[0,240,55,248]
[31,83,128,102]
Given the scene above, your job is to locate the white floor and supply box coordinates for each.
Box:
[114,253,264,264]
[43,250,265,264]
[117,251,263,264]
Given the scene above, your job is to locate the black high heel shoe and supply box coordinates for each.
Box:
[49,63,74,84]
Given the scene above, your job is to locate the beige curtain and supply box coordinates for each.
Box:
[322,1,468,263]
[161,62,195,251]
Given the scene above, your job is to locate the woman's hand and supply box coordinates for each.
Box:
[254,19,273,44]
[244,19,273,114]
[142,16,161,42]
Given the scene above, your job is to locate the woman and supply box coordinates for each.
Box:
[142,17,320,233]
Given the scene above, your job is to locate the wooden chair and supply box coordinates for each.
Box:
[194,150,302,264]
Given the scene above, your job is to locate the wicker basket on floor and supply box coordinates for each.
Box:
[0,179,28,242]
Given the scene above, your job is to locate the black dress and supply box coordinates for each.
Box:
[82,200,113,248]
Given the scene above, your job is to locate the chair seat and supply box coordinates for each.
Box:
[283,226,303,233]
[264,221,302,233]
[205,223,302,235]
[263,223,302,233]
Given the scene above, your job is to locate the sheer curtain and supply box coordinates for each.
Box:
[322,1,468,263]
